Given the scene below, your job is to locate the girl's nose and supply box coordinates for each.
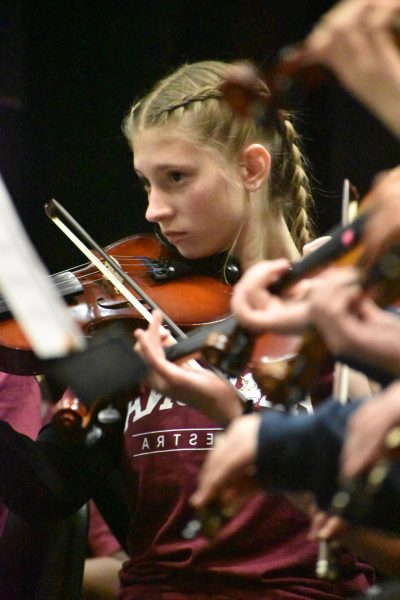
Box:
[145,189,173,223]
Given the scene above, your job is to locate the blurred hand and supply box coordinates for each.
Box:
[300,0,400,136]
[231,258,313,334]
[190,413,261,511]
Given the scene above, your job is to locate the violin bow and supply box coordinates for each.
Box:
[331,179,358,406]
[316,179,359,582]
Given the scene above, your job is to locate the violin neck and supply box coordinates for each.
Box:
[165,316,237,363]
[270,211,369,294]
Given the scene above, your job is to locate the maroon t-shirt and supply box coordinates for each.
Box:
[119,373,373,599]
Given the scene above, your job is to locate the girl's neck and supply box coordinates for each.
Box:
[264,212,300,261]
[236,209,300,271]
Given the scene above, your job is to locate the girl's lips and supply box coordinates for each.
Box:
[164,231,187,243]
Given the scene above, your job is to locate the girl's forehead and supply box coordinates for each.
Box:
[134,124,193,148]
[133,126,209,170]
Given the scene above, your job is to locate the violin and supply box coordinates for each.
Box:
[0,232,238,375]
[256,235,400,409]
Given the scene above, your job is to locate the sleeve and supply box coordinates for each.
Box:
[0,419,122,522]
[334,354,398,388]
[255,399,362,508]
[255,397,400,536]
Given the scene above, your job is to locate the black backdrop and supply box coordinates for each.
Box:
[1,0,399,273]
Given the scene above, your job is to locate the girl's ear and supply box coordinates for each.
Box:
[240,144,271,191]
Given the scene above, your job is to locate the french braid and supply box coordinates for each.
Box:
[271,110,314,250]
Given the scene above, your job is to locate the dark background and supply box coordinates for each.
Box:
[1,0,399,273]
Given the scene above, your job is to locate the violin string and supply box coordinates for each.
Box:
[0,263,155,302]
[71,270,152,287]
[0,272,138,309]
[71,269,148,283]
[49,262,153,287]
[48,272,151,295]
[49,256,161,279]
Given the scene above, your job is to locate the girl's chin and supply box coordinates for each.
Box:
[173,234,227,259]
[175,244,221,260]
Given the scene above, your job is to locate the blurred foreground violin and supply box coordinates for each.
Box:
[220,49,328,124]
[260,233,400,409]
[201,208,370,384]
[186,230,400,556]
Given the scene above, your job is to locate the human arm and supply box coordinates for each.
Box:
[83,549,127,600]
[0,373,42,437]
[192,397,400,536]
[341,379,400,478]
[255,400,360,507]
[309,266,400,378]
[83,500,127,600]
[0,419,121,522]
[191,399,359,512]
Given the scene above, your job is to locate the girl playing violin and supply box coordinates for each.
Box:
[120,60,373,598]
[121,0,398,598]
[0,60,373,599]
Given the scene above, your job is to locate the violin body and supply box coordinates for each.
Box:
[0,233,234,375]
[63,234,234,332]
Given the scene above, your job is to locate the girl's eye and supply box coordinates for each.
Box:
[139,176,151,192]
[169,171,185,183]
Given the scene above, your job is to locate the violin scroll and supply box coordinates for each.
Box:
[220,50,329,124]
[51,392,126,445]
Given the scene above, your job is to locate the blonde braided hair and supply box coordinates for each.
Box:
[271,111,314,249]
